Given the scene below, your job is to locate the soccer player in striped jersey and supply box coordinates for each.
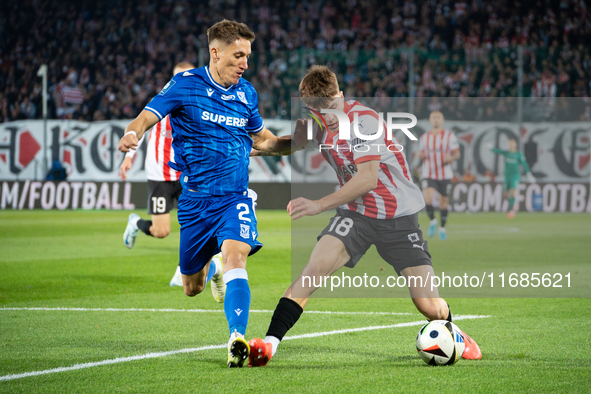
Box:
[120,62,226,289]
[248,66,480,367]
[417,111,460,240]
[118,20,301,368]
[488,138,536,218]
[120,62,190,249]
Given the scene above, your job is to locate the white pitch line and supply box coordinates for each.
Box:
[0,314,489,382]
[0,307,415,316]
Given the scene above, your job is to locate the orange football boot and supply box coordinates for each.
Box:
[460,330,482,359]
[248,338,273,367]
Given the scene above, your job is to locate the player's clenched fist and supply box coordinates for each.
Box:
[118,131,139,153]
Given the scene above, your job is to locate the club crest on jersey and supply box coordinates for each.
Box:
[158,80,175,96]
[240,224,250,239]
[237,91,248,104]
[408,233,420,243]
[221,94,235,101]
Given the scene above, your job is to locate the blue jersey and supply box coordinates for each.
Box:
[144,66,264,196]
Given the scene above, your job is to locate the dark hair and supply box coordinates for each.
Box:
[207,20,255,46]
[298,65,340,108]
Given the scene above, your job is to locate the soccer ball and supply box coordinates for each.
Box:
[416,320,465,366]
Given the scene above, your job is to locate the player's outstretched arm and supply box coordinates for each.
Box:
[118,110,159,153]
[249,148,283,157]
[487,144,509,156]
[251,120,307,155]
[288,160,380,220]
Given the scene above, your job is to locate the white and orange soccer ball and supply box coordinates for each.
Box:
[416,320,465,366]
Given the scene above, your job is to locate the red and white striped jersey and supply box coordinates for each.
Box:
[126,115,180,182]
[419,129,459,180]
[313,100,425,219]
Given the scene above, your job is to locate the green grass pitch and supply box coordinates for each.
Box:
[0,209,590,393]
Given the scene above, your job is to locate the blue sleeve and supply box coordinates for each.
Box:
[246,89,264,133]
[144,77,184,120]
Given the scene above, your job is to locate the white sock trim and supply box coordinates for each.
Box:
[229,330,244,341]
[131,215,140,228]
[223,268,248,284]
[264,336,280,356]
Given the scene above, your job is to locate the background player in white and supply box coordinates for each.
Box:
[417,111,460,240]
[119,62,215,288]
[247,66,481,367]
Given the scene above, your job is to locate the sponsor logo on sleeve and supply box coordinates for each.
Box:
[158,80,176,96]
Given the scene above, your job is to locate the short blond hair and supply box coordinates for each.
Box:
[173,62,195,75]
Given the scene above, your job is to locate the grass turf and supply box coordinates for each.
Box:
[0,209,590,393]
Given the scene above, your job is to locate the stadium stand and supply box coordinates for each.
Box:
[1,0,590,122]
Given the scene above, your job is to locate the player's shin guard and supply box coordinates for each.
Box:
[265,297,304,349]
[223,269,250,336]
[440,209,448,228]
[508,197,515,211]
[137,219,153,236]
[426,205,435,221]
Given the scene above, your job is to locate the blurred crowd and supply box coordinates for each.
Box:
[1,0,591,123]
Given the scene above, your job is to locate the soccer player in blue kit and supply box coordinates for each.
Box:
[118,20,300,367]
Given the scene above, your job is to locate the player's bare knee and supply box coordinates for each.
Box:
[184,286,197,297]
[184,282,205,297]
[223,252,247,271]
[301,259,333,279]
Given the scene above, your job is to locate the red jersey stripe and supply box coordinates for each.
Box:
[162,118,172,181]
[154,120,162,166]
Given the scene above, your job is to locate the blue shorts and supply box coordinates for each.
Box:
[177,189,262,276]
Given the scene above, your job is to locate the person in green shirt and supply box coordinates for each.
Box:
[489,138,536,218]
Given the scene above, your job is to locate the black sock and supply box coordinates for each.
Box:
[137,219,153,236]
[265,297,304,341]
[426,205,435,221]
[440,209,448,228]
[446,303,452,322]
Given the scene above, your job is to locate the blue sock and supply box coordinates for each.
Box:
[205,259,217,284]
[223,269,250,337]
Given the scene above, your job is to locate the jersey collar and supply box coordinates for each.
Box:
[205,66,237,92]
